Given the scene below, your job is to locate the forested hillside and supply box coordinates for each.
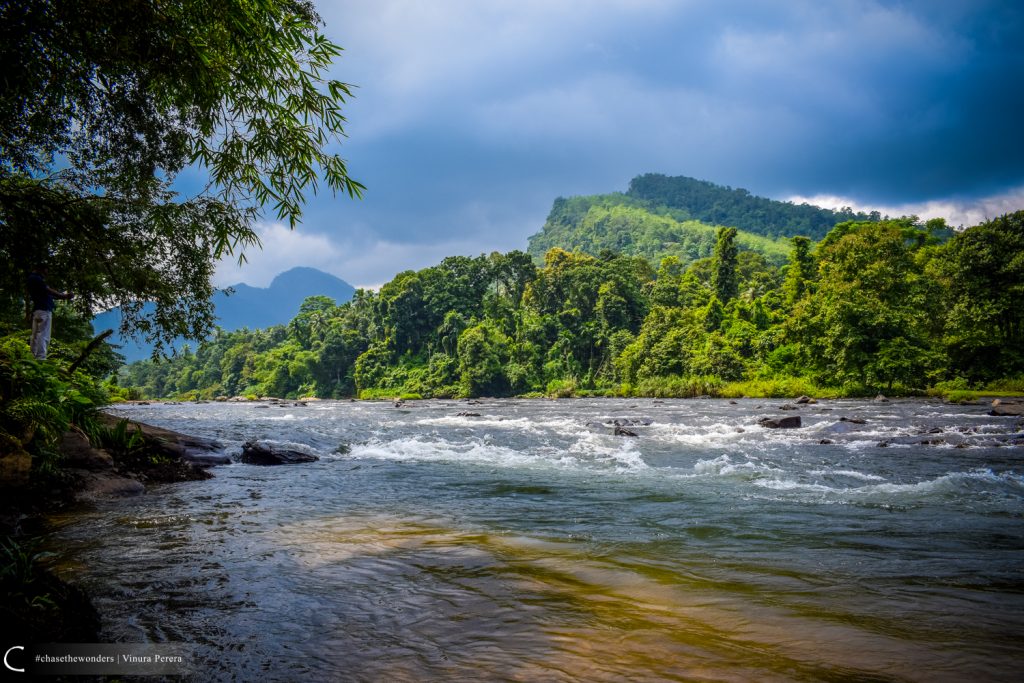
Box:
[121,212,1024,400]
[526,174,889,268]
[626,174,879,240]
[527,194,792,267]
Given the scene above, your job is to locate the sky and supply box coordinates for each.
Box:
[214,0,1024,290]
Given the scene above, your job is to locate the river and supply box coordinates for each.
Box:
[47,398,1024,681]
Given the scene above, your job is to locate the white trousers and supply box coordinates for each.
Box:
[30,310,53,360]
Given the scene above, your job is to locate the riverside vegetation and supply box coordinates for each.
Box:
[1,0,363,643]
[121,190,1024,403]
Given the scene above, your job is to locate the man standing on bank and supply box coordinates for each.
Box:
[27,264,72,360]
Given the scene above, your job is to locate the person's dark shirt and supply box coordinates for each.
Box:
[27,272,55,312]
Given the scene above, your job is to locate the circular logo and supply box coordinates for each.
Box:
[3,646,25,673]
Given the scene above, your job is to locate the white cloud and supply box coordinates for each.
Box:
[214,211,539,290]
[787,187,1024,229]
[214,222,347,288]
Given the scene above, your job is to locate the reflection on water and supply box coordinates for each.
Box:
[48,399,1024,681]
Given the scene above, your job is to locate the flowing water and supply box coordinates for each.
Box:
[47,398,1024,681]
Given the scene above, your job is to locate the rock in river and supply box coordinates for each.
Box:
[241,440,319,466]
[990,399,1024,417]
[758,416,802,429]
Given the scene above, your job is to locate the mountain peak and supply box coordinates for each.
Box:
[268,266,347,290]
[94,267,355,362]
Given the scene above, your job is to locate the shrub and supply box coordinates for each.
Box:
[943,390,978,404]
[546,378,578,398]
[721,376,834,399]
[984,377,1024,393]
[633,375,723,398]
[0,335,106,478]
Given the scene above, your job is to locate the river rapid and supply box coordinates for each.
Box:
[47,398,1024,682]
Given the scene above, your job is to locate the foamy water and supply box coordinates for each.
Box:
[48,398,1024,681]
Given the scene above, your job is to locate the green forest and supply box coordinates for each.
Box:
[119,209,1024,401]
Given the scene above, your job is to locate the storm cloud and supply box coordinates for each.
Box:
[217,0,1024,288]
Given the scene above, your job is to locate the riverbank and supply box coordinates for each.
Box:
[1,411,228,647]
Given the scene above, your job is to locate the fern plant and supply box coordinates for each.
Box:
[0,335,106,476]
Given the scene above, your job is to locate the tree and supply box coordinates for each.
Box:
[782,236,814,306]
[0,0,362,352]
[457,322,510,397]
[790,220,938,388]
[711,227,739,303]
[932,210,1024,380]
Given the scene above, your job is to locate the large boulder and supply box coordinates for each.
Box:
[759,416,802,429]
[241,440,319,465]
[990,399,1024,417]
[60,428,114,471]
[0,440,32,486]
[98,413,229,466]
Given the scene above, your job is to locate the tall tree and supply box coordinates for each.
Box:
[0,0,362,352]
[782,236,814,306]
[790,220,939,389]
[932,210,1024,380]
[711,227,739,303]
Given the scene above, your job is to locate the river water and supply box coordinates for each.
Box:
[48,398,1024,681]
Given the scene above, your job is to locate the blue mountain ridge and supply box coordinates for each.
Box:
[93,267,355,362]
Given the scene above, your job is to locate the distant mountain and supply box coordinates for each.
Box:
[527,174,880,268]
[212,267,355,331]
[94,267,355,362]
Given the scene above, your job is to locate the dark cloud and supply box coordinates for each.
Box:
[219,1,1024,286]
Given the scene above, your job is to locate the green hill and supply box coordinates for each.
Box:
[527,193,792,267]
[626,174,877,240]
[527,174,879,266]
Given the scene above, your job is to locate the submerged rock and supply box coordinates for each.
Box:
[76,471,145,499]
[456,411,482,417]
[614,426,639,437]
[759,416,802,429]
[241,440,319,465]
[821,421,863,435]
[608,417,653,427]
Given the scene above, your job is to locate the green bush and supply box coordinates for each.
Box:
[721,376,834,399]
[358,387,403,400]
[633,375,723,398]
[984,377,1024,393]
[0,335,107,476]
[545,378,578,398]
